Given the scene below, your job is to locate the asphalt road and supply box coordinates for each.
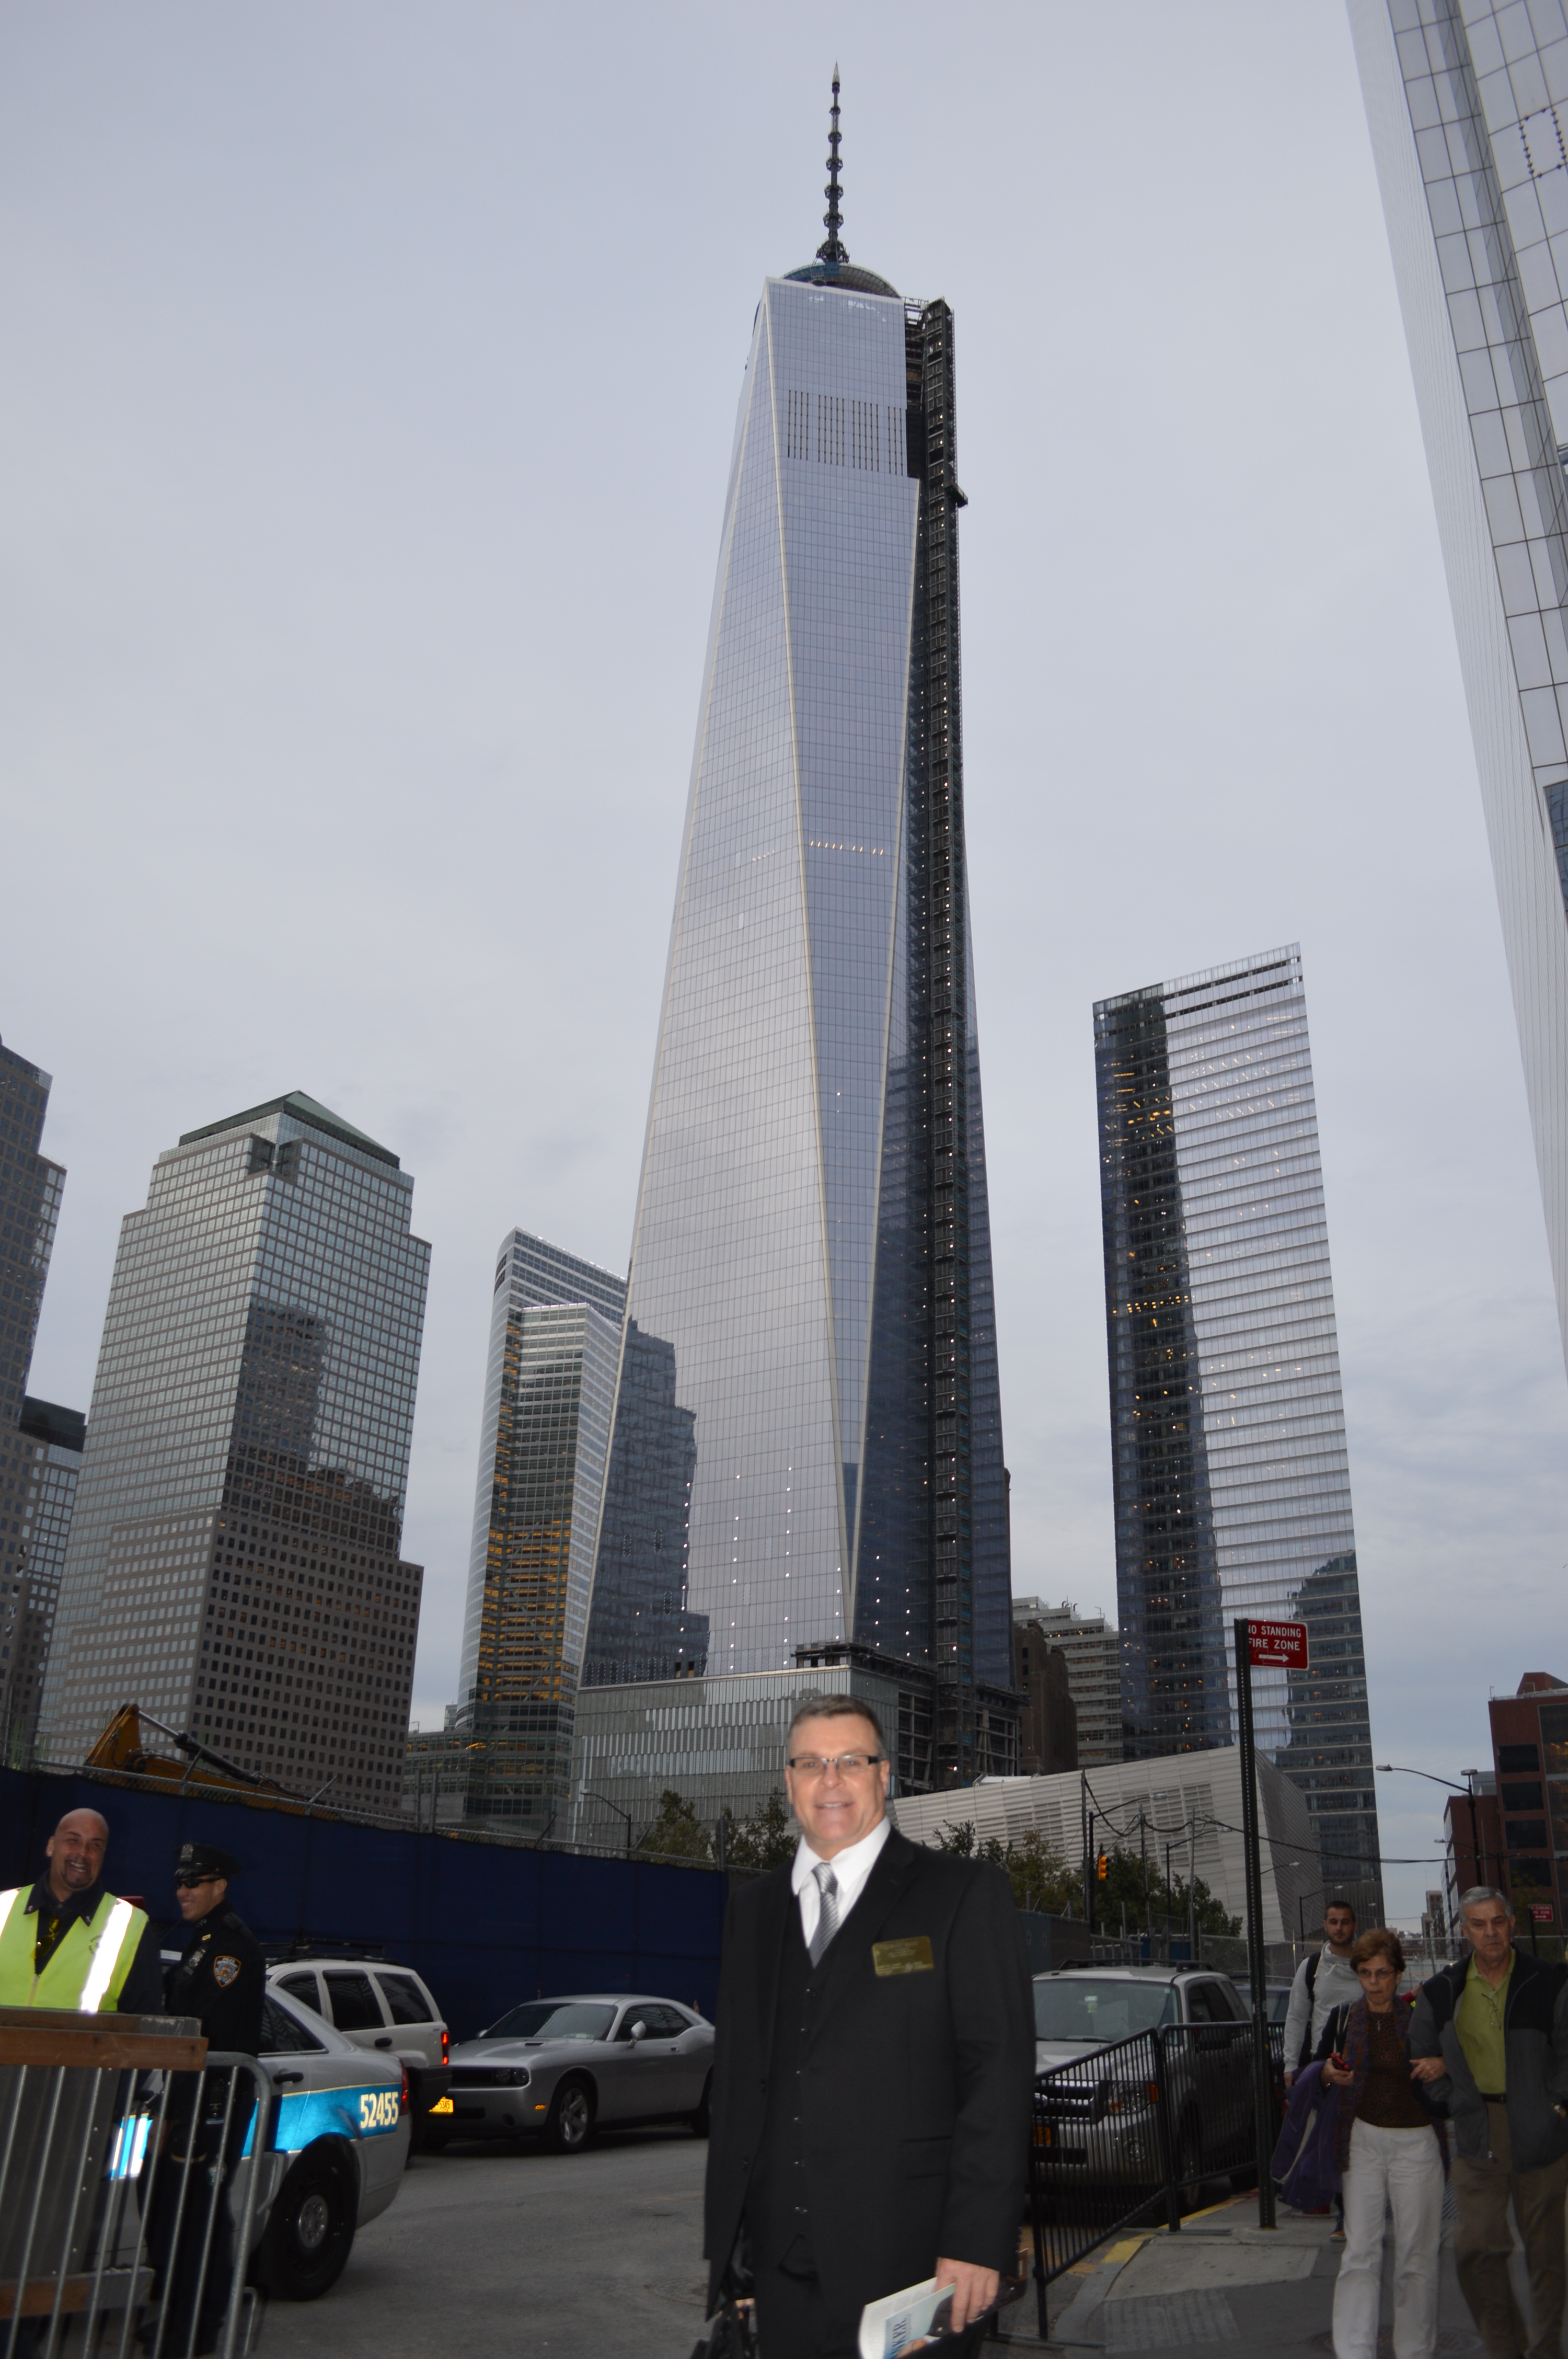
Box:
[264,2128,711,2359]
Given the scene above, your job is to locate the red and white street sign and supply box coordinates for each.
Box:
[1530,1903,1555,1924]
[1247,1620,1309,1670]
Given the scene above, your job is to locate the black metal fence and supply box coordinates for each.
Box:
[1026,2023,1286,2336]
[1,2008,273,2359]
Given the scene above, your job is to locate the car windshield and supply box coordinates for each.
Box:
[1033,1978,1177,2042]
[481,2002,616,2044]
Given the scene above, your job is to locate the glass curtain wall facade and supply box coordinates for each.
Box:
[0,1038,67,1765]
[39,1093,429,1812]
[455,1230,625,1830]
[1094,947,1382,1910]
[583,217,1013,1785]
[1,1400,84,1764]
[1351,0,1568,1367]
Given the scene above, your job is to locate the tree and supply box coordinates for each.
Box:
[932,1825,1240,1936]
[1093,1842,1240,1938]
[722,1789,797,1872]
[638,1789,711,1862]
[935,1823,1079,1915]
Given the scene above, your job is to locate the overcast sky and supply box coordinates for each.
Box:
[4,2,1563,1922]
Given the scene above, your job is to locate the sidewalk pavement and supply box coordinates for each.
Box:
[997,2191,1491,2358]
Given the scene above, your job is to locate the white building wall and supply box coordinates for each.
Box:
[889,1746,1318,1943]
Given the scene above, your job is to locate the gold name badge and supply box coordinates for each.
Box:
[873,1936,934,1977]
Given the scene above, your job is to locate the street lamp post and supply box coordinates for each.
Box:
[580,1787,635,1859]
[1375,1762,1488,1932]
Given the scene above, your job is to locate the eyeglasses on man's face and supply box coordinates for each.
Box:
[786,1752,885,1779]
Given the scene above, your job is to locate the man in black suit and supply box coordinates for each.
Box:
[705,1693,1034,2359]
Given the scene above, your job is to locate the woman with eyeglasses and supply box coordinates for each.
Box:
[1318,1927,1447,2359]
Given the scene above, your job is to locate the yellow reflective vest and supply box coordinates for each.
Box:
[0,1884,149,2011]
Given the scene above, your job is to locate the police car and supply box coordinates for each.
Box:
[233,1979,409,2298]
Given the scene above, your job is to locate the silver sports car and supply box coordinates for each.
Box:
[433,1992,714,2152]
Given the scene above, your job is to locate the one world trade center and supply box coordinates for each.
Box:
[579,83,1017,1796]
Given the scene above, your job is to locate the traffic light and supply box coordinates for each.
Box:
[1097,1850,1109,1883]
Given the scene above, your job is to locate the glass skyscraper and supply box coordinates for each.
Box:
[0,1036,68,1765]
[39,1092,429,1813]
[580,85,1014,1787]
[1094,947,1382,1910]
[454,1230,632,1830]
[1352,0,1568,1365]
[2,1400,85,1764]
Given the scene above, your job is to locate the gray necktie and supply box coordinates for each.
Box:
[809,1862,840,1966]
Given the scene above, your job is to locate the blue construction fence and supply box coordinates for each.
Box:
[1,1767,730,2038]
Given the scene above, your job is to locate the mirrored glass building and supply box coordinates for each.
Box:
[2,1400,85,1765]
[453,1230,633,1831]
[1094,947,1383,1913]
[0,1035,67,1766]
[1351,0,1568,1367]
[579,84,1016,1795]
[38,1092,429,1813]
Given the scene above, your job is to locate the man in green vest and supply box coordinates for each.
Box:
[0,1805,163,2012]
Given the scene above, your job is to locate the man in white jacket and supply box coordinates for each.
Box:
[1284,1900,1361,2086]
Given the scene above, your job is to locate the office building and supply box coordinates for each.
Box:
[1485,1669,1568,1929]
[404,1715,476,1831]
[1,1399,85,1763]
[1094,947,1382,1916]
[1351,0,1568,1365]
[453,1230,628,1831]
[1443,1770,1503,1926]
[889,1746,1320,1946]
[1012,1618,1077,1777]
[572,1658,909,1849]
[39,1093,429,1812]
[1013,1597,1123,1768]
[579,81,1016,1802]
[0,1038,67,1764]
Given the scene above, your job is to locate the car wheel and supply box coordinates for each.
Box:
[422,2133,450,2155]
[544,2075,595,2154]
[690,2074,711,2138]
[253,2147,356,2300]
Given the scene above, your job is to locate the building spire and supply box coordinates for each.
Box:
[815,65,849,266]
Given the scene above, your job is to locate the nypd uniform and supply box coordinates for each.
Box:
[144,1845,265,2356]
[163,1846,266,2057]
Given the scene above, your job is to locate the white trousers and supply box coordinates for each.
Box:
[1332,2116,1445,2359]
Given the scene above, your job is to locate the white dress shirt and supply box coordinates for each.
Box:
[791,1813,892,1950]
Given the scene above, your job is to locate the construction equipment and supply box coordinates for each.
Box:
[85,1707,338,1819]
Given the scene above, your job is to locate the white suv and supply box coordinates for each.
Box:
[267,1957,451,2148]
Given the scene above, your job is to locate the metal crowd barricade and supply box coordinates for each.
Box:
[1026,2021,1288,2338]
[0,2008,273,2359]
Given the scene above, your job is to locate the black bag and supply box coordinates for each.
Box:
[690,2300,757,2359]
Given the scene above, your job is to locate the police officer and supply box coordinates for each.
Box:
[163,1846,265,2053]
[143,1843,265,2356]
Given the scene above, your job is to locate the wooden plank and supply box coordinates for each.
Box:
[0,2271,154,2318]
[0,2028,207,2071]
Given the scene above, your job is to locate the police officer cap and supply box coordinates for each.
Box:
[176,1841,239,1882]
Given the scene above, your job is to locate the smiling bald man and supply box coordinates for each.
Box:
[0,1806,164,2012]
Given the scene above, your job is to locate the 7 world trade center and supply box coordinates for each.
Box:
[1353,0,1568,1368]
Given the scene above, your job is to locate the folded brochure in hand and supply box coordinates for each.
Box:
[857,2277,955,2359]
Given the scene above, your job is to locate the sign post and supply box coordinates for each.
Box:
[1233,1617,1308,2228]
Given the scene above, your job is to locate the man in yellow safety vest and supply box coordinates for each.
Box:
[0,1806,163,2012]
